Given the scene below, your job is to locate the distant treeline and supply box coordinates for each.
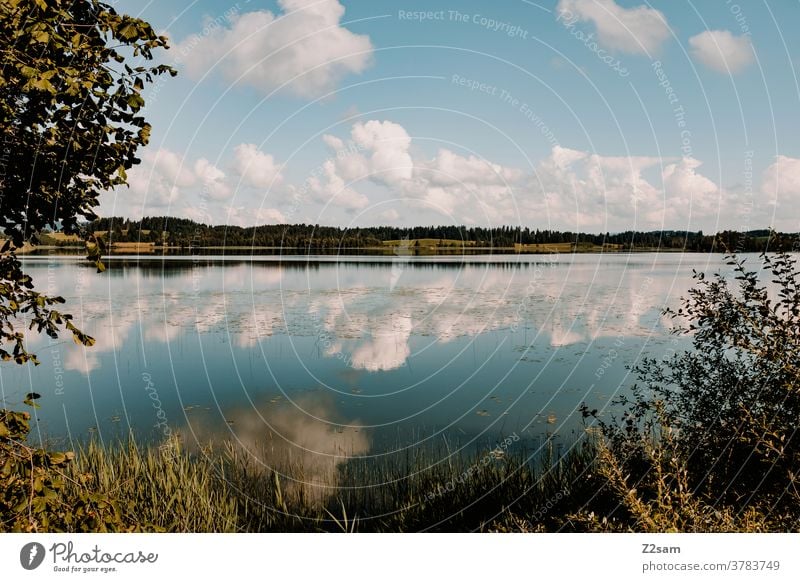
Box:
[80,216,799,252]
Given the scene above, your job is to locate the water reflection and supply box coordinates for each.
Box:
[7,254,711,445]
[184,394,369,503]
[50,257,681,374]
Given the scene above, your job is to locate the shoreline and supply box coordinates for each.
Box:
[24,244,738,256]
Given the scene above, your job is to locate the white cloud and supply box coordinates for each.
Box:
[194,158,232,201]
[233,143,283,189]
[322,134,345,151]
[763,156,800,197]
[549,145,588,168]
[149,149,195,188]
[412,150,523,222]
[526,148,722,231]
[178,0,373,98]
[660,157,720,222]
[307,159,369,210]
[117,148,233,210]
[123,148,194,207]
[529,147,659,229]
[349,315,413,372]
[689,30,754,73]
[378,208,400,222]
[350,120,414,183]
[419,149,523,187]
[315,120,523,220]
[557,0,670,55]
[108,129,796,233]
[762,155,800,223]
[305,120,415,211]
[225,205,287,227]
[104,143,290,223]
[256,208,288,223]
[182,205,214,225]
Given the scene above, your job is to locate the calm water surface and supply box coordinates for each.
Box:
[2,253,724,458]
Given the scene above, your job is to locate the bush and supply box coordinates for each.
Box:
[0,408,137,532]
[580,250,800,530]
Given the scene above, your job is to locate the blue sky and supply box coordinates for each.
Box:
[101,0,800,233]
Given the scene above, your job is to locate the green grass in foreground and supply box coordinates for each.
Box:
[1,419,788,533]
[61,436,596,532]
[42,432,779,533]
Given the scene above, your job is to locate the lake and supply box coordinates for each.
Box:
[3,252,719,459]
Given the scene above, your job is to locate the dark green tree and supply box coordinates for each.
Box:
[1,0,174,362]
[1,0,173,531]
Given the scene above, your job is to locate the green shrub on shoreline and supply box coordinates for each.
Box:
[576,250,800,533]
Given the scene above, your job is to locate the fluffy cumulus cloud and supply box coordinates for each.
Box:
[306,158,370,210]
[124,148,194,207]
[415,149,523,220]
[224,205,287,227]
[762,156,800,222]
[350,120,414,183]
[305,120,413,212]
[556,0,670,55]
[661,157,720,221]
[178,0,373,98]
[105,125,796,232]
[123,149,195,207]
[194,158,232,201]
[688,30,754,73]
[320,120,414,189]
[103,145,285,226]
[117,148,232,209]
[233,143,283,189]
[311,128,793,231]
[378,208,400,222]
[525,146,721,231]
[762,156,800,196]
[314,120,523,220]
[419,149,523,188]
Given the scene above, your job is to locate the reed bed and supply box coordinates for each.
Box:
[63,435,599,532]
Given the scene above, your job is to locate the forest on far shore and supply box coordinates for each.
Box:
[46,216,800,252]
